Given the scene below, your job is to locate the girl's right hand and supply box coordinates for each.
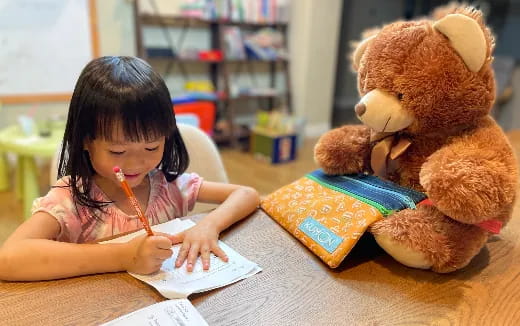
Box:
[123,233,173,275]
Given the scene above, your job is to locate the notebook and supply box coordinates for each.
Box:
[261,169,427,268]
[101,299,208,326]
[103,218,262,298]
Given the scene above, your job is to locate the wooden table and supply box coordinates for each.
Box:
[2,206,520,325]
[3,132,520,326]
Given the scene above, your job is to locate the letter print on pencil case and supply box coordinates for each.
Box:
[261,169,426,268]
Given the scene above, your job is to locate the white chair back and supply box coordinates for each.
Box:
[178,123,228,183]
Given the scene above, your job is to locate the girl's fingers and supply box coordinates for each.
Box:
[152,262,163,273]
[155,248,173,260]
[151,236,173,250]
[143,261,163,275]
[175,243,190,268]
[201,247,211,270]
[186,244,200,272]
[168,231,185,244]
[212,243,228,262]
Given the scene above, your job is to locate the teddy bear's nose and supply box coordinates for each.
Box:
[355,103,366,116]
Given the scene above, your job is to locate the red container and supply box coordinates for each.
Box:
[174,101,216,135]
[198,50,223,61]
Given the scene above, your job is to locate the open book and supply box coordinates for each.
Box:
[103,218,262,298]
[101,299,208,326]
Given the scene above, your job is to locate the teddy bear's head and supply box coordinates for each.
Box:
[351,5,495,135]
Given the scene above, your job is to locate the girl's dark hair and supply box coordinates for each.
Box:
[58,56,189,214]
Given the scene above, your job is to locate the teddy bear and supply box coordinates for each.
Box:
[314,4,518,273]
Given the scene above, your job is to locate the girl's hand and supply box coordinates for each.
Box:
[170,220,228,272]
[123,233,173,275]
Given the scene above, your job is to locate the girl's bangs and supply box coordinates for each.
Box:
[87,89,175,143]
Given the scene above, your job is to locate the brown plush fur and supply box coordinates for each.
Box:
[314,4,518,272]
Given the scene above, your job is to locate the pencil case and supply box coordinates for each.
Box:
[260,169,427,268]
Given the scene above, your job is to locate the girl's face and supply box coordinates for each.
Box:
[84,125,165,189]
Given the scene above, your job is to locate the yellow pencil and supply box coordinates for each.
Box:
[113,166,154,236]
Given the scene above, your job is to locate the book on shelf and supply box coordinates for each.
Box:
[177,0,291,24]
[223,26,246,59]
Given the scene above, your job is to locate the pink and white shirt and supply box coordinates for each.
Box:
[32,169,202,243]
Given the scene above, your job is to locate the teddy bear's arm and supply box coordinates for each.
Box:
[419,126,518,224]
[314,125,372,175]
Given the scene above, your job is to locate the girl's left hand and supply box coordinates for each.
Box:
[169,220,228,271]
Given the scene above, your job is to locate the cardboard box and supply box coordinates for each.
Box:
[250,128,297,164]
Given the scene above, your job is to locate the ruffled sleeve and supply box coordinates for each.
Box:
[170,172,203,216]
[31,177,82,242]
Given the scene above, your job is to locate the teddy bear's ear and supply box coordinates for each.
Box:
[350,35,376,71]
[433,14,487,72]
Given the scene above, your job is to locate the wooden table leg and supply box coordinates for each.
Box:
[15,156,23,200]
[0,152,9,191]
[20,156,40,219]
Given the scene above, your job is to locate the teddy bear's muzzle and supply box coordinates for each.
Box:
[356,89,414,133]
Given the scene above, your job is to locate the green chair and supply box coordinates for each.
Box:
[0,122,65,218]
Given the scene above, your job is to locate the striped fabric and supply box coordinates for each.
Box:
[307,170,426,216]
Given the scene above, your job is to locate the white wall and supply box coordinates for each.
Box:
[0,0,136,127]
[1,0,343,136]
[290,0,342,137]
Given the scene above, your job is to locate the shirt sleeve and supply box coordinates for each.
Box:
[31,178,82,242]
[172,172,203,216]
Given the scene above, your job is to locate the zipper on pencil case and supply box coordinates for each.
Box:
[354,174,426,204]
[306,174,392,216]
[339,175,416,210]
[308,170,423,213]
[341,176,418,209]
[308,172,404,213]
[356,174,421,199]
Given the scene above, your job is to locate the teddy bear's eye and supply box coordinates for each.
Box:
[397,93,404,101]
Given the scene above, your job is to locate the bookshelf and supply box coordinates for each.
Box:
[133,1,291,147]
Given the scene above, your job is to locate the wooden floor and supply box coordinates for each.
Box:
[220,139,320,195]
[0,138,320,244]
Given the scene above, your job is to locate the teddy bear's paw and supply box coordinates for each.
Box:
[369,207,442,271]
[419,136,517,224]
[313,125,371,175]
[374,233,432,269]
[370,206,489,273]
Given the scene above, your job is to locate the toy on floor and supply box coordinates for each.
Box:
[314,4,519,273]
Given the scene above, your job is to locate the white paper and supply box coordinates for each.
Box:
[103,219,262,299]
[100,299,208,326]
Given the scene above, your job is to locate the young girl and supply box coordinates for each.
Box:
[0,56,259,281]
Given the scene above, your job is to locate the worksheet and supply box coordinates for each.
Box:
[103,218,262,298]
[101,299,208,326]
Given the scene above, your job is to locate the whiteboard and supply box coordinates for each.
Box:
[0,0,99,103]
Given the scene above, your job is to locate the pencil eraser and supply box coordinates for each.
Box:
[113,166,121,173]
